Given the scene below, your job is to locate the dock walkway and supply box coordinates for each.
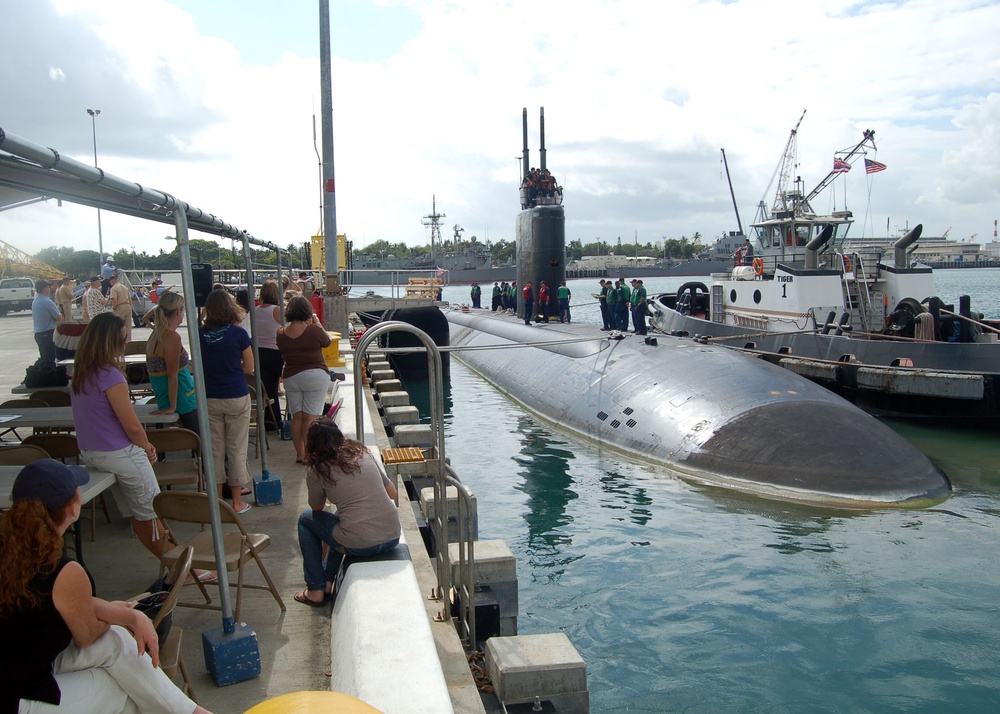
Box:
[0,314,484,713]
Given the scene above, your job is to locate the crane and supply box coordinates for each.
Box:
[804,128,877,204]
[0,237,64,279]
[765,109,806,215]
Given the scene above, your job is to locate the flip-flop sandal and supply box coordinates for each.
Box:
[240,487,252,496]
[294,590,327,607]
[234,503,252,515]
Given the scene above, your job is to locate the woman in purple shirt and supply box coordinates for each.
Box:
[70,313,165,559]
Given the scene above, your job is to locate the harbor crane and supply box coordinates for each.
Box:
[0,237,64,279]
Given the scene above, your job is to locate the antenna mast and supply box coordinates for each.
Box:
[423,196,446,263]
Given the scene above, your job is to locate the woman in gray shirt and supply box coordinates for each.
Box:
[295,418,400,606]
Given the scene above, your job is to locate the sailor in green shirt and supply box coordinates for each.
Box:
[630,279,648,335]
[598,279,612,330]
[470,282,482,308]
[556,281,572,323]
[491,282,501,311]
[618,279,631,332]
[606,279,619,329]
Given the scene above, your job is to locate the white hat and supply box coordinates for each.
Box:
[106,255,114,261]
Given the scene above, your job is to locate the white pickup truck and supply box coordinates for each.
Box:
[0,277,36,316]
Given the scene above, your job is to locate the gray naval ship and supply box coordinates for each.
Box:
[441,108,950,509]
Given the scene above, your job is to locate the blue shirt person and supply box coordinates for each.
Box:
[31,280,62,367]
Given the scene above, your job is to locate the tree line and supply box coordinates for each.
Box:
[38,231,711,280]
[351,233,708,265]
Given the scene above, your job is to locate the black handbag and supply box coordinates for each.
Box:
[133,590,172,642]
[23,362,69,388]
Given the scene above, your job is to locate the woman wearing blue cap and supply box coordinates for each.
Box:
[0,459,211,713]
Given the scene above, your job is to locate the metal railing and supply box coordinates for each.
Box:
[352,322,478,650]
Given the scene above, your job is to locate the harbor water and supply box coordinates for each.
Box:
[428,270,1000,712]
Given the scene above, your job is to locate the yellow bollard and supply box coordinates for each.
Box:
[245,690,383,714]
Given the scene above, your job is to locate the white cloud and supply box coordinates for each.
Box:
[2,0,999,263]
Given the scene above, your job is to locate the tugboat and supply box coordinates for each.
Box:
[647,113,1000,421]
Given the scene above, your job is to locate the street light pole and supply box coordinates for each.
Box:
[87,109,103,270]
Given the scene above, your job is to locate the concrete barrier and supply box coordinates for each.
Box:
[330,534,454,713]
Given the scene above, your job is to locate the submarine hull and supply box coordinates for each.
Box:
[446,309,950,508]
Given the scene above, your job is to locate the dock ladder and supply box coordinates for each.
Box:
[352,321,479,651]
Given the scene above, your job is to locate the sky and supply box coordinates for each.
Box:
[2,0,999,264]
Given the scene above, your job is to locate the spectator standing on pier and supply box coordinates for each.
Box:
[255,279,285,433]
[82,276,109,323]
[146,291,200,435]
[598,279,612,330]
[200,290,254,514]
[491,282,501,311]
[522,281,534,325]
[277,295,332,464]
[31,279,62,368]
[297,271,315,295]
[294,418,400,606]
[108,273,132,342]
[557,281,572,323]
[55,277,75,321]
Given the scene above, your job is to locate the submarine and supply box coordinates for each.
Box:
[440,108,950,508]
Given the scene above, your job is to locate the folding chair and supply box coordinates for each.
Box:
[22,433,111,541]
[124,339,148,356]
[0,443,49,465]
[154,492,285,621]
[26,390,75,434]
[0,398,48,441]
[145,428,204,491]
[30,389,72,407]
[0,443,89,566]
[129,546,199,703]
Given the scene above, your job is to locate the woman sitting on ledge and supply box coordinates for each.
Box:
[0,459,211,713]
[295,418,400,606]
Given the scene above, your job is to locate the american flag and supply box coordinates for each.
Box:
[832,158,851,174]
[865,158,887,174]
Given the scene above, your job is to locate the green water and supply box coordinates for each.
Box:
[431,270,1000,712]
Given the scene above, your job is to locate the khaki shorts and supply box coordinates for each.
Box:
[81,443,159,522]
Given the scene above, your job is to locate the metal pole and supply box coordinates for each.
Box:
[173,203,236,631]
[87,109,103,270]
[319,0,340,291]
[242,233,270,472]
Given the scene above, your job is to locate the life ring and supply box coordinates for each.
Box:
[842,255,853,273]
[752,257,764,277]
